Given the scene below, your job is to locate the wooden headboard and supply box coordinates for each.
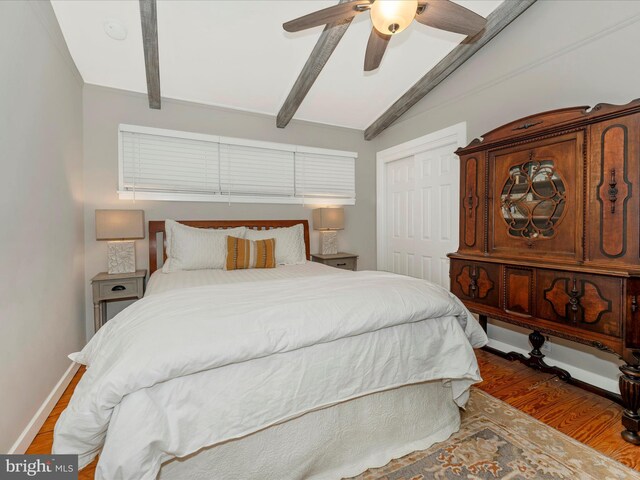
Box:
[148,220,311,274]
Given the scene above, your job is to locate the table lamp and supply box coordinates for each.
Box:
[96,209,145,274]
[313,208,344,255]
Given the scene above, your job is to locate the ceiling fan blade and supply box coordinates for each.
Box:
[283,0,372,33]
[415,0,486,36]
[364,27,391,71]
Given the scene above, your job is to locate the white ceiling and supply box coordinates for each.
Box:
[51,0,503,130]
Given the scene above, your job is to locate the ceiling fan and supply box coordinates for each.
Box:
[283,0,487,71]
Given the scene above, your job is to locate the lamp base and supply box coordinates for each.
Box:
[107,241,136,274]
[320,231,338,255]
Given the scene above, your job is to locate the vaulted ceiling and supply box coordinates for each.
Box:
[51,0,503,130]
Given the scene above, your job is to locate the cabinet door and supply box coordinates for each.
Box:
[503,266,534,317]
[537,270,622,338]
[489,132,583,262]
[458,153,485,254]
[450,260,500,308]
[587,113,640,266]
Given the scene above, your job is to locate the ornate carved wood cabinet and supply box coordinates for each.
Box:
[449,99,640,445]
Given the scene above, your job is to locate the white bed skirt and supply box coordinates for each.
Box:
[159,380,460,480]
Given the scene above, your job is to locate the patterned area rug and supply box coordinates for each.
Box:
[350,388,639,480]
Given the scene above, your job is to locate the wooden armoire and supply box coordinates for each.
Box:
[449,99,640,445]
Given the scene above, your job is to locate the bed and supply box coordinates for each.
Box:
[54,220,488,480]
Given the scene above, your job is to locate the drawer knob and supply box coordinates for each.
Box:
[111,285,126,292]
[336,263,347,266]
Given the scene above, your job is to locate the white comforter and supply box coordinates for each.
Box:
[53,270,487,480]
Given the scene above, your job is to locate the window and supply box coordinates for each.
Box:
[118,125,356,205]
[121,130,219,195]
[219,142,294,197]
[295,150,355,199]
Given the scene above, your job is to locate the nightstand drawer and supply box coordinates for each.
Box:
[324,257,357,270]
[92,270,146,333]
[98,278,139,299]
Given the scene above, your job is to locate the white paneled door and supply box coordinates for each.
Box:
[377,124,466,290]
[386,156,416,276]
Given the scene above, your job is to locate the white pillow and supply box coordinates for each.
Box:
[245,223,306,265]
[163,220,246,272]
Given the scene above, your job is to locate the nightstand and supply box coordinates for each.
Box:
[311,253,358,271]
[91,270,146,332]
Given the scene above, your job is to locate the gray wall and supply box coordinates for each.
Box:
[0,1,84,452]
[373,0,640,391]
[82,84,377,335]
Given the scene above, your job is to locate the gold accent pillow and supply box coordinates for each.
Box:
[225,236,276,270]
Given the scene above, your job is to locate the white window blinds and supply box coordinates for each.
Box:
[220,143,295,196]
[118,125,356,205]
[295,151,355,199]
[121,131,219,194]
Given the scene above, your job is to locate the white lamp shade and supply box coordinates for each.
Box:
[96,209,145,240]
[313,208,345,231]
[370,0,417,35]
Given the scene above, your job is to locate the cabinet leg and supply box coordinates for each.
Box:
[506,330,572,381]
[93,301,101,333]
[478,314,488,332]
[619,363,640,445]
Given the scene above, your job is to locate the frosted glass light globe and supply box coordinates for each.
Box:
[370,0,418,35]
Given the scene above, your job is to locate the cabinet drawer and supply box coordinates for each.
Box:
[324,257,357,270]
[537,270,622,338]
[98,278,139,300]
[450,260,500,307]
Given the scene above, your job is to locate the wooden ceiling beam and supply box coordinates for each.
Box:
[277,0,352,129]
[139,0,161,109]
[364,0,537,141]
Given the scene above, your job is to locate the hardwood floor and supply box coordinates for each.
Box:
[26,367,97,480]
[475,349,640,471]
[26,350,640,478]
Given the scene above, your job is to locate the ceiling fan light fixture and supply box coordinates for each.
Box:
[370,0,418,35]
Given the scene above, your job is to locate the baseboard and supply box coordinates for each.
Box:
[487,338,620,393]
[8,362,80,454]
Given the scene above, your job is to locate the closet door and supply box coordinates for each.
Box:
[489,132,584,262]
[587,114,640,266]
[385,155,417,277]
[414,144,460,287]
[383,144,459,289]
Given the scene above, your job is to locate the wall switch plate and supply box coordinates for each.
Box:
[540,336,552,354]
